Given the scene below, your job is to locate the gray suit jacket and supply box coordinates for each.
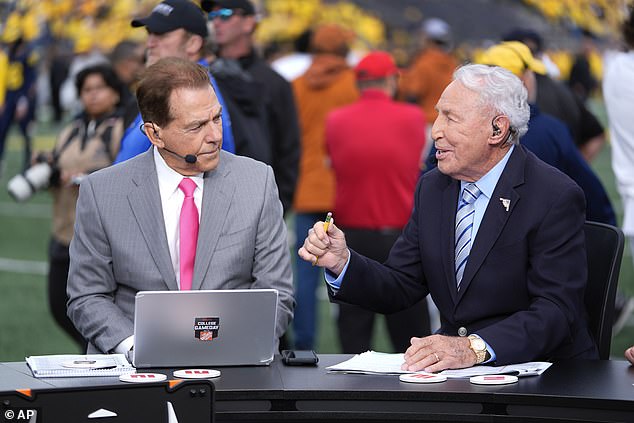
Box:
[67,149,294,353]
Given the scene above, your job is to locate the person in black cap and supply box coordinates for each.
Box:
[131,0,208,66]
[114,0,235,164]
[203,0,255,16]
[203,0,300,216]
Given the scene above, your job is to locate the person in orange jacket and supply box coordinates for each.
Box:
[291,23,359,350]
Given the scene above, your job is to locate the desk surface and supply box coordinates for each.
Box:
[3,355,634,422]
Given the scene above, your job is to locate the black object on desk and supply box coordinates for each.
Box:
[281,350,319,366]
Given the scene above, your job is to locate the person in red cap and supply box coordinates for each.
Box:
[325,51,430,353]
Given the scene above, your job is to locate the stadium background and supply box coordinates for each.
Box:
[0,0,632,361]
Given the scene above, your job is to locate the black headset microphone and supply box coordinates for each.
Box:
[141,123,198,164]
[162,147,198,164]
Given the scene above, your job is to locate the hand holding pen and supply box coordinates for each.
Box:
[313,212,332,266]
[297,212,349,276]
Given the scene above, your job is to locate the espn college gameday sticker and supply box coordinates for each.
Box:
[194,317,220,341]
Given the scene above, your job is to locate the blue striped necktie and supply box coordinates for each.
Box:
[455,183,482,288]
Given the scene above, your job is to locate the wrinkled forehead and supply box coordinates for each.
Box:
[168,84,219,119]
[437,81,487,115]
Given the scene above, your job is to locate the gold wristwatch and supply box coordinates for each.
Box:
[468,335,487,364]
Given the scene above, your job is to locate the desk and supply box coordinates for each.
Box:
[3,355,634,422]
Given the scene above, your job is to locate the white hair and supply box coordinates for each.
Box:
[453,64,530,144]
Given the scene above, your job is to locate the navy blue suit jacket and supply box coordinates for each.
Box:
[334,146,598,364]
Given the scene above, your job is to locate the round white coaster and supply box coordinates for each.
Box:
[62,359,113,369]
[399,373,447,383]
[469,375,518,385]
[119,373,167,383]
[173,369,221,379]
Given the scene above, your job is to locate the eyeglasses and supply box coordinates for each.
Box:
[208,8,243,21]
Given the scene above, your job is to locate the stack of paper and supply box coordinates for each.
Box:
[326,351,411,375]
[26,354,135,378]
[326,351,552,378]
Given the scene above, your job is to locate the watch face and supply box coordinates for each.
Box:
[471,338,486,351]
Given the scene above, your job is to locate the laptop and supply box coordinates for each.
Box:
[132,289,278,368]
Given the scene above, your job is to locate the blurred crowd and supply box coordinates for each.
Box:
[1,0,630,145]
[2,0,634,354]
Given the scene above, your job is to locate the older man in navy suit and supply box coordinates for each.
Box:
[299,64,598,371]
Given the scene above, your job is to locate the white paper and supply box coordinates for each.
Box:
[326,351,410,375]
[26,354,135,378]
[326,351,552,378]
[439,361,552,378]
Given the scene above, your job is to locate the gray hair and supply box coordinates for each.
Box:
[453,64,529,145]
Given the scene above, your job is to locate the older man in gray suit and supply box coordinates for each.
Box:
[67,58,294,355]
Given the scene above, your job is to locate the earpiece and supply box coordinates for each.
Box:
[492,122,501,136]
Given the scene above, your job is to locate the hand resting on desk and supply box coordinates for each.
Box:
[402,334,476,373]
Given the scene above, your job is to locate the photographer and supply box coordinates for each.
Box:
[39,64,124,349]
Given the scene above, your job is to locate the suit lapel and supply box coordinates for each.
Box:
[128,151,178,290]
[441,178,461,304]
[456,146,526,300]
[191,154,235,290]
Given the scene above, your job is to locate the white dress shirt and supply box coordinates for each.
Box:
[114,147,203,355]
[153,147,204,288]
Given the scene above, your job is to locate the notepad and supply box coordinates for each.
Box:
[26,354,135,378]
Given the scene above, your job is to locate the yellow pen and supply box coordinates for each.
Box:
[323,211,333,232]
[313,212,333,266]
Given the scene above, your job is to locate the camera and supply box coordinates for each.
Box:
[7,154,58,202]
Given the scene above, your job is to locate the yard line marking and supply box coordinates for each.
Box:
[0,257,48,275]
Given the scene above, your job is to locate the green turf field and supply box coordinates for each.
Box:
[0,120,631,362]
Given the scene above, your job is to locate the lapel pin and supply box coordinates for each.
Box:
[500,198,511,212]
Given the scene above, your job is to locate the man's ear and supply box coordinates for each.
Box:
[489,115,511,145]
[144,122,164,148]
[185,34,204,57]
[243,15,257,35]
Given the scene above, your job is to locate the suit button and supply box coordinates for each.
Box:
[458,327,468,337]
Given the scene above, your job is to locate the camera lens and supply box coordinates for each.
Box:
[7,174,34,202]
[6,163,53,202]
[25,163,53,190]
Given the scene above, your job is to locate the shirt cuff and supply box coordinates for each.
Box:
[324,249,351,291]
[113,335,135,356]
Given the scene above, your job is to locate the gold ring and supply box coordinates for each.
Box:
[433,352,440,363]
[312,256,319,266]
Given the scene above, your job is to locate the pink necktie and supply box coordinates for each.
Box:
[178,178,199,290]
